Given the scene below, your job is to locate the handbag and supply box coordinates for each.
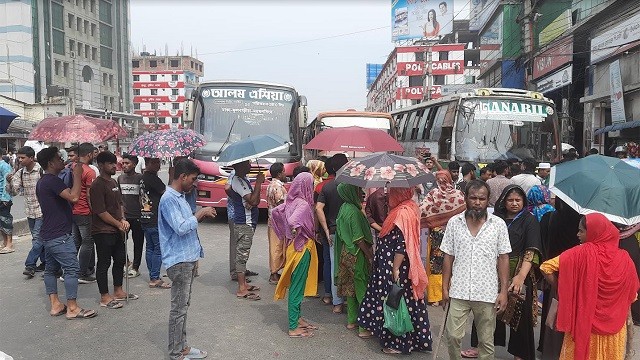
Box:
[386,281,404,310]
[497,288,526,331]
[383,295,414,336]
[545,298,559,330]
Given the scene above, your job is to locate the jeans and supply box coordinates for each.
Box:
[94,233,126,295]
[24,217,44,269]
[321,234,332,297]
[167,261,197,360]
[43,233,79,300]
[328,234,343,306]
[144,226,162,281]
[126,218,145,270]
[72,214,94,277]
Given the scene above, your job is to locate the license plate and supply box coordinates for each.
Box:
[197,191,207,197]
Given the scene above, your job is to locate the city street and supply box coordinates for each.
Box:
[1,217,638,360]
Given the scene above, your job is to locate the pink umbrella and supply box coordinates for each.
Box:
[304,126,403,153]
[29,114,127,143]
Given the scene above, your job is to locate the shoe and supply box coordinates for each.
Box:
[125,269,140,278]
[23,267,35,278]
[35,264,46,272]
[78,275,97,284]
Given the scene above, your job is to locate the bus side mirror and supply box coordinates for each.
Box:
[298,96,308,128]
[184,99,195,124]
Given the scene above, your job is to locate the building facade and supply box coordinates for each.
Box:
[0,0,132,112]
[131,53,203,131]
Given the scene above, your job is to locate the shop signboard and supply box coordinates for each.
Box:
[535,65,572,93]
[609,59,626,124]
[591,12,640,64]
[533,36,573,80]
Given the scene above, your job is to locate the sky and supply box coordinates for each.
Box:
[129,0,470,117]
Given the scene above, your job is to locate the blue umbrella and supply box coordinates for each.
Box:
[216,134,291,166]
[0,106,18,134]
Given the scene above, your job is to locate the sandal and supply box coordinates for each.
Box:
[382,348,402,354]
[66,308,97,320]
[358,331,373,339]
[184,347,207,359]
[100,300,123,309]
[149,281,171,289]
[299,319,319,330]
[246,285,260,291]
[245,270,259,276]
[321,296,332,305]
[237,292,261,301]
[115,293,139,301]
[461,348,479,358]
[289,331,314,338]
[332,305,343,314]
[0,247,15,254]
[50,305,67,317]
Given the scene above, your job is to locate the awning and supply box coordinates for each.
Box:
[0,106,18,134]
[594,120,640,135]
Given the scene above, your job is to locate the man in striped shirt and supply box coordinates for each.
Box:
[158,159,215,360]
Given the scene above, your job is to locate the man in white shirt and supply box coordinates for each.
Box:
[441,180,511,360]
[510,158,541,195]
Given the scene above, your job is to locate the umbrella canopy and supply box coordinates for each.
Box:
[335,152,432,188]
[216,134,291,166]
[622,158,640,170]
[0,106,18,134]
[549,155,640,225]
[128,128,206,158]
[29,114,127,143]
[304,126,403,153]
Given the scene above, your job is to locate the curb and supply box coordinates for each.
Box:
[13,217,30,237]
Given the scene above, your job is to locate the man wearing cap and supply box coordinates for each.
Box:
[536,163,551,186]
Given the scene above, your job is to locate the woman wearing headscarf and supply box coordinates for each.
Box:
[272,172,319,338]
[526,185,555,222]
[306,159,325,188]
[540,213,640,360]
[358,187,432,354]
[420,170,465,306]
[334,183,373,338]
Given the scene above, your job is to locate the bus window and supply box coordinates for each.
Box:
[410,109,426,140]
[430,106,447,142]
[396,113,409,141]
[415,108,430,140]
[404,111,418,141]
[420,107,435,140]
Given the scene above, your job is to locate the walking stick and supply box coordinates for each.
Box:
[432,301,450,359]
[123,231,129,304]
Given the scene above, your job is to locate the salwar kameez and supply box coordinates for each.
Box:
[426,227,444,303]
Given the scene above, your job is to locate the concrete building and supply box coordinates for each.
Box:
[131,53,203,131]
[0,0,132,113]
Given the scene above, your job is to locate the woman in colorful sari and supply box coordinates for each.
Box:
[540,213,640,360]
[358,187,432,354]
[335,183,374,338]
[306,159,325,188]
[420,170,465,306]
[271,172,319,338]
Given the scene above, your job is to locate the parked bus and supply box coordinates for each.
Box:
[185,80,308,209]
[391,88,561,164]
[302,110,396,160]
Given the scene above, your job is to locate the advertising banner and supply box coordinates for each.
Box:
[538,10,571,47]
[395,85,442,100]
[591,12,640,64]
[392,0,454,41]
[133,95,186,103]
[397,60,464,76]
[469,0,499,32]
[533,36,573,80]
[609,60,626,124]
[480,12,503,72]
[535,65,572,93]
[133,81,185,89]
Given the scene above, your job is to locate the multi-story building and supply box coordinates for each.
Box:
[0,0,132,112]
[131,53,203,131]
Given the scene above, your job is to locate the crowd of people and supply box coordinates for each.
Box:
[1,141,639,360]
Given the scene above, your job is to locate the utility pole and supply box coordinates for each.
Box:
[71,52,77,115]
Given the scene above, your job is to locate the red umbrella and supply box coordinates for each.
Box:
[304,126,403,152]
[29,114,128,143]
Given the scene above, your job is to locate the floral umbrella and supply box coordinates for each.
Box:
[334,152,432,188]
[128,128,206,158]
[29,114,127,143]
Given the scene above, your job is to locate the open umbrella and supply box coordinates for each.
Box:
[29,114,127,143]
[0,106,18,134]
[549,155,640,225]
[335,152,432,188]
[128,129,206,158]
[216,134,291,166]
[304,126,403,153]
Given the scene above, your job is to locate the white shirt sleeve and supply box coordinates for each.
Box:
[439,217,456,256]
[496,220,512,255]
[231,176,252,198]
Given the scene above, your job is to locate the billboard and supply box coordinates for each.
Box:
[533,36,573,80]
[366,64,384,89]
[469,0,499,32]
[479,12,502,72]
[591,12,640,64]
[392,0,454,41]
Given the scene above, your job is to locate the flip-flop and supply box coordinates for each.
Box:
[299,319,319,330]
[149,281,171,289]
[50,305,67,317]
[236,292,261,301]
[358,332,373,339]
[115,293,139,301]
[246,285,260,291]
[245,270,259,276]
[100,300,123,309]
[321,296,332,305]
[66,308,97,320]
[461,349,479,358]
[185,347,207,359]
[382,348,402,354]
[0,247,15,254]
[289,331,314,338]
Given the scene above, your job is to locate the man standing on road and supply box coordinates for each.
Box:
[440,180,511,360]
[229,160,263,300]
[72,142,97,283]
[118,154,145,278]
[7,146,44,275]
[90,151,135,309]
[0,150,13,254]
[158,159,215,360]
[486,160,512,207]
[511,158,541,195]
[140,157,169,289]
[36,147,96,319]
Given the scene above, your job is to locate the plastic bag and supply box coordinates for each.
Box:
[383,295,414,336]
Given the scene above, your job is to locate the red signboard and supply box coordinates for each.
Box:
[134,110,184,117]
[133,81,185,89]
[533,36,573,80]
[397,60,465,76]
[133,70,185,75]
[396,44,466,53]
[395,86,442,100]
[133,95,186,103]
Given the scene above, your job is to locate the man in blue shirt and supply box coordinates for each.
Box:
[158,159,215,360]
[0,150,14,254]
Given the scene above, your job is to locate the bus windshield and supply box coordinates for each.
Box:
[319,116,392,132]
[455,98,557,162]
[196,86,296,145]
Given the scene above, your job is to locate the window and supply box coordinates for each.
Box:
[55,60,61,76]
[84,20,89,34]
[77,17,81,31]
[133,103,140,110]
[52,2,64,29]
[52,29,65,55]
[404,111,418,141]
[150,103,157,110]
[83,0,87,8]
[133,89,140,95]
[99,0,112,24]
[104,96,108,108]
[133,75,139,81]
[411,109,428,140]
[190,61,194,68]
[150,74,157,81]
[170,59,179,67]
[408,76,422,87]
[149,60,157,68]
[100,46,112,68]
[102,73,107,85]
[77,42,83,57]
[132,60,139,68]
[415,52,425,62]
[158,118,166,124]
[433,75,445,86]
[110,97,114,109]
[69,39,75,52]
[90,0,95,12]
[429,105,447,142]
[150,89,158,95]
[109,74,113,88]
[172,103,179,110]
[171,89,179,96]
[99,23,112,47]
[68,14,75,29]
[63,62,69,77]
[439,51,449,61]
[91,23,96,37]
[84,44,89,58]
[91,47,97,61]
[171,74,179,81]
[172,117,180,124]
